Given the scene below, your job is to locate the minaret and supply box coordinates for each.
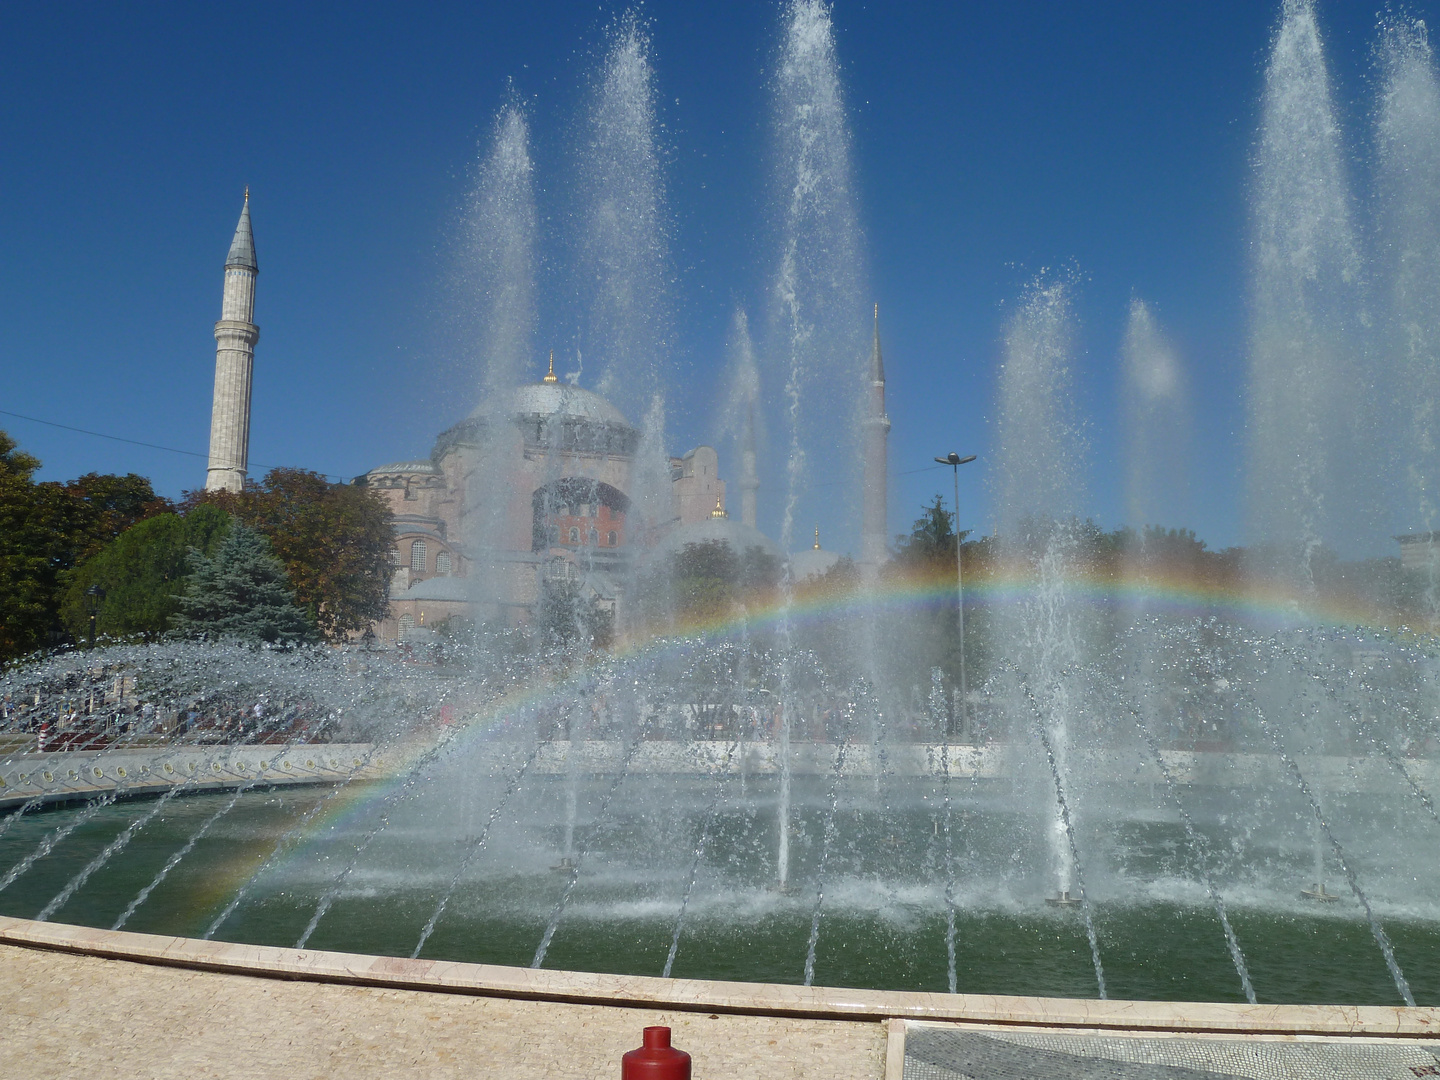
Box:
[739,398,760,529]
[205,190,259,492]
[859,304,890,576]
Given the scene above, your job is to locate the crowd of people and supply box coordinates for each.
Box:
[1,690,333,750]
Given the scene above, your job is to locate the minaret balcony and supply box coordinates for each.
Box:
[214,319,260,345]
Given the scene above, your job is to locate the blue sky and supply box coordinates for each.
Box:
[0,1,1424,552]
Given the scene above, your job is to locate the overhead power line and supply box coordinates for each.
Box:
[0,408,354,483]
[0,406,961,492]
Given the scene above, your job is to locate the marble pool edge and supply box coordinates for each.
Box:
[1,915,1435,1040]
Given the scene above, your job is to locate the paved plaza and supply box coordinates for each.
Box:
[1,942,887,1079]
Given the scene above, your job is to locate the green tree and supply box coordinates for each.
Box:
[64,472,174,555]
[648,541,782,625]
[0,431,48,658]
[535,579,612,651]
[671,541,740,620]
[0,430,171,660]
[881,495,984,704]
[170,522,316,645]
[891,494,973,570]
[190,468,394,640]
[60,505,232,641]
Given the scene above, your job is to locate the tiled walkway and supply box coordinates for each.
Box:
[901,1022,1440,1080]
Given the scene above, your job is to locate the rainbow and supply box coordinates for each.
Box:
[625,561,1436,644]
[215,560,1434,904]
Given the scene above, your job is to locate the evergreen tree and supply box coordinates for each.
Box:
[892,494,967,568]
[188,467,394,641]
[170,522,316,645]
[535,578,612,651]
[60,505,232,641]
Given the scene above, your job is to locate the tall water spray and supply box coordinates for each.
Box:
[768,0,867,888]
[1246,0,1368,581]
[1120,298,1190,534]
[1377,15,1440,610]
[770,0,867,557]
[993,279,1087,900]
[718,308,762,531]
[468,105,538,403]
[459,104,538,614]
[1117,300,1191,835]
[567,14,676,618]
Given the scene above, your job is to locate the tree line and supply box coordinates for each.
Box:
[0,430,394,662]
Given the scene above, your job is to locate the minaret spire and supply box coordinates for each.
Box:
[206,192,260,492]
[870,302,884,381]
[859,303,890,578]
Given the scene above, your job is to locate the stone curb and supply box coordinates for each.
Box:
[0,916,1435,1038]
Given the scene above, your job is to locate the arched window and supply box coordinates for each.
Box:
[568,527,579,544]
[587,527,599,546]
[398,613,415,631]
[388,549,401,565]
[608,531,618,547]
[410,540,427,572]
[435,551,452,576]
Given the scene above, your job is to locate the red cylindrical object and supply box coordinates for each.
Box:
[621,1026,691,1080]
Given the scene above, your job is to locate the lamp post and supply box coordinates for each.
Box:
[933,453,977,737]
[84,584,106,647]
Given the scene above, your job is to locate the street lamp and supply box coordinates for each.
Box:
[84,584,106,647]
[933,453,977,737]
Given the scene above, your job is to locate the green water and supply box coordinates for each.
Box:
[2,787,1437,1006]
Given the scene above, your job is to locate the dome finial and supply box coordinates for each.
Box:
[543,349,558,383]
[813,525,821,549]
[711,494,727,519]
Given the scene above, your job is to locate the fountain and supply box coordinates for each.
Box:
[6,0,1440,1013]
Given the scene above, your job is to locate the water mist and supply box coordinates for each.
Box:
[1245,0,1368,581]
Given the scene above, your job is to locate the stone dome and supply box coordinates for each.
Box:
[366,460,440,477]
[789,546,843,581]
[650,517,784,563]
[472,382,633,428]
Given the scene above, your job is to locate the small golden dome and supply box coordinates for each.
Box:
[711,495,727,519]
[543,349,558,384]
[813,525,821,550]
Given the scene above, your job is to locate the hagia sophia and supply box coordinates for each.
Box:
[203,196,884,643]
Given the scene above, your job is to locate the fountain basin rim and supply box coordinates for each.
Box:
[0,916,1433,1038]
[0,742,384,810]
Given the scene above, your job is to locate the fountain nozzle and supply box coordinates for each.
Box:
[1046,890,1082,908]
[1300,882,1340,902]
